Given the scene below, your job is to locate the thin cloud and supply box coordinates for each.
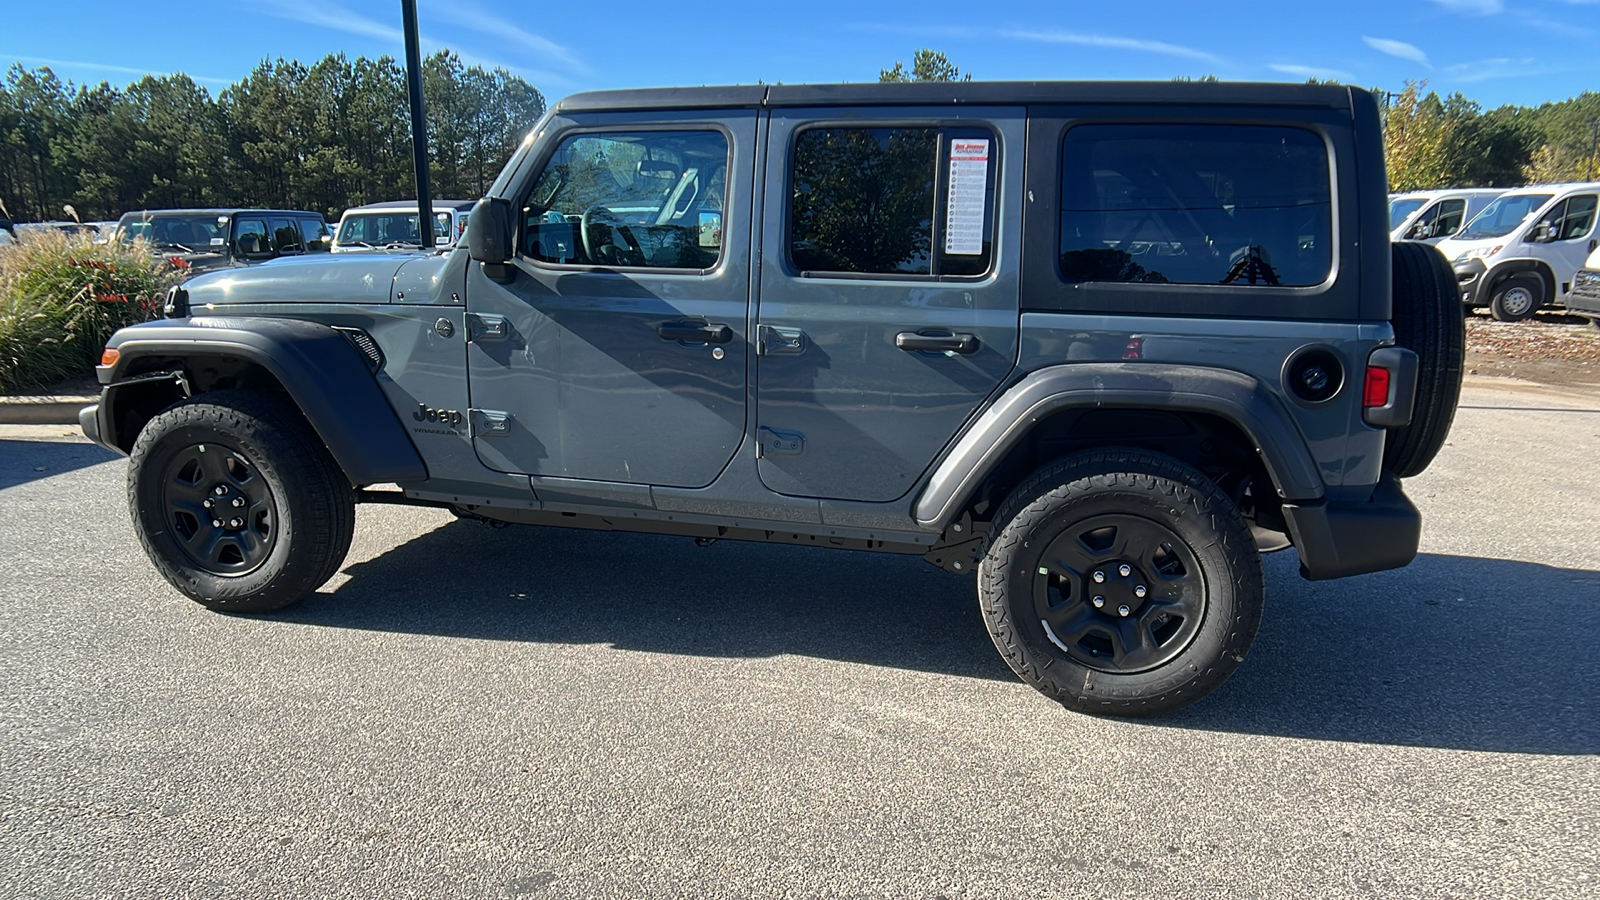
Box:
[2,55,232,86]
[1269,63,1356,81]
[422,0,585,73]
[264,2,402,42]
[1441,56,1552,83]
[1428,0,1504,12]
[1363,36,1432,67]
[1001,29,1224,66]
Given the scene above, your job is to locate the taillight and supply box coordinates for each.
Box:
[1363,365,1391,408]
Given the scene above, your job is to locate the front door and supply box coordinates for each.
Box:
[754,108,1023,502]
[1530,193,1599,297]
[465,111,755,488]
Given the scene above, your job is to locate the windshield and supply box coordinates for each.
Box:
[1457,193,1553,240]
[1390,197,1427,230]
[334,211,453,248]
[117,214,228,251]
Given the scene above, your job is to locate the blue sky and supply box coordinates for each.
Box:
[4,0,1597,109]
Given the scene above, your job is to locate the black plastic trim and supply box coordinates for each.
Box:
[100,316,427,485]
[1282,472,1420,580]
[912,362,1326,527]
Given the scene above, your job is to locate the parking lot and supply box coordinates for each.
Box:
[1,378,1596,899]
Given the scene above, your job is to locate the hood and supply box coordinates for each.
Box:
[181,251,445,308]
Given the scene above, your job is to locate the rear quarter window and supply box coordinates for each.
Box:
[1058,124,1332,288]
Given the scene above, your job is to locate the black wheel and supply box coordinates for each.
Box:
[1386,242,1465,478]
[1489,275,1543,322]
[128,390,355,613]
[979,449,1263,717]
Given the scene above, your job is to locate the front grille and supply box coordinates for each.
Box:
[1572,270,1600,303]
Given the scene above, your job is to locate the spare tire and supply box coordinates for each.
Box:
[1384,242,1465,477]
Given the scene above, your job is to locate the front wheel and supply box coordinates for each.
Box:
[979,449,1264,716]
[1489,275,1543,322]
[127,390,355,613]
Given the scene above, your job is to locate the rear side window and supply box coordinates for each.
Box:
[1059,124,1331,287]
[788,125,995,277]
[272,218,303,253]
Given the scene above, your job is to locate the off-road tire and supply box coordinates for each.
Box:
[1386,242,1465,477]
[979,449,1263,717]
[1489,274,1543,322]
[128,390,355,613]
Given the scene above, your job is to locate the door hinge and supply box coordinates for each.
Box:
[756,324,806,356]
[757,426,805,457]
[470,409,511,437]
[466,313,510,343]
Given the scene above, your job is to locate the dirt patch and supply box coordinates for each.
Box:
[1465,311,1600,388]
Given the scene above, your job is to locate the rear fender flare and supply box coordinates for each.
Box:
[912,363,1325,528]
[100,316,427,485]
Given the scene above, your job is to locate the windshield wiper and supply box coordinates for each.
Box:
[156,242,196,253]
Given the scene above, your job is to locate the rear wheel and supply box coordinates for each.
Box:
[128,390,355,613]
[1489,275,1543,322]
[979,449,1263,716]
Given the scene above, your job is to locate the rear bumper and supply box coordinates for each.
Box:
[1282,473,1420,581]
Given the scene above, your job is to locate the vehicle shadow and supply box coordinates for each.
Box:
[285,520,1599,755]
[0,439,120,491]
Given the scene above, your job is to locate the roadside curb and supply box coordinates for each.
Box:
[0,394,97,426]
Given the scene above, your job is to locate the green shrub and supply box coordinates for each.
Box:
[0,230,180,390]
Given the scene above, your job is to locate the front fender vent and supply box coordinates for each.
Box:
[333,327,385,374]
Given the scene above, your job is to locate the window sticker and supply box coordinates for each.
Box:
[944,139,989,256]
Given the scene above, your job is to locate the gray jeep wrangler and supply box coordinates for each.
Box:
[80,81,1463,716]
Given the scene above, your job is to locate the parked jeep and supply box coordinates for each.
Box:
[113,208,332,273]
[81,82,1463,716]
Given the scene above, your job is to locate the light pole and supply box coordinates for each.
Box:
[401,0,434,249]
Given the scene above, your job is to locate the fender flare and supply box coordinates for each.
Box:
[1481,258,1556,304]
[99,316,427,485]
[912,363,1325,527]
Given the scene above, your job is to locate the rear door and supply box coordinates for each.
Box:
[465,109,757,488]
[753,107,1023,502]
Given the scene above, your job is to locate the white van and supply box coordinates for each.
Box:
[1389,188,1506,243]
[1436,182,1600,320]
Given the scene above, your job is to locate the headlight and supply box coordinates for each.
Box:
[1453,245,1502,262]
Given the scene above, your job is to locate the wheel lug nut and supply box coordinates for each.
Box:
[232,498,244,507]
[211,519,221,528]
[214,486,226,496]
[229,518,242,528]
[1118,605,1131,617]
[1118,563,1131,577]
[1092,596,1105,608]
[203,499,212,508]
[1135,585,1147,598]
[1093,571,1105,583]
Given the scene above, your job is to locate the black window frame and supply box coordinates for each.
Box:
[511,123,736,275]
[782,120,1001,282]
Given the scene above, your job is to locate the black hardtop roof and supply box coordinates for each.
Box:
[117,208,326,219]
[554,80,1359,114]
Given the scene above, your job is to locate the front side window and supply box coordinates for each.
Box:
[1433,199,1468,238]
[1551,195,1597,241]
[788,126,995,277]
[522,129,729,269]
[272,219,304,253]
[299,218,331,250]
[1460,193,1552,241]
[1059,124,1332,287]
[234,218,270,255]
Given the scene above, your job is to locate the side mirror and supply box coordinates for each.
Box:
[1530,222,1555,243]
[468,197,513,264]
[1407,222,1431,240]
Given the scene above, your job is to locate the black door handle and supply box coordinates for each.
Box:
[658,320,733,344]
[896,331,978,354]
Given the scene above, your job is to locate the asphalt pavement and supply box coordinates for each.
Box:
[0,378,1596,899]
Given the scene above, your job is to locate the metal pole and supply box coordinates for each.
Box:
[401,0,434,248]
